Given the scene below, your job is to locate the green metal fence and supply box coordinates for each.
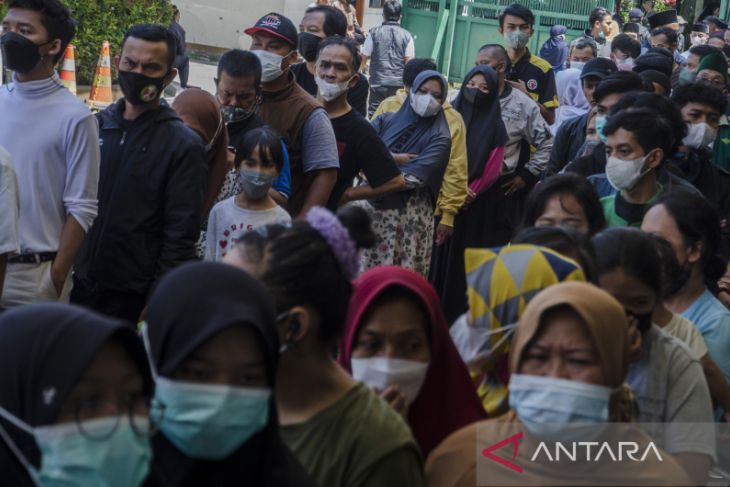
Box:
[402,0,613,83]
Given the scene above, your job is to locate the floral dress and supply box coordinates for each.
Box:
[356,188,434,277]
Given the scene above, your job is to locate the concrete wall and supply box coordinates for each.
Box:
[176,0,389,50]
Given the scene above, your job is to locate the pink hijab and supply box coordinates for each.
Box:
[339,266,487,457]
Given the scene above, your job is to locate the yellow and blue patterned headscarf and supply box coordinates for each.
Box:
[463,244,586,415]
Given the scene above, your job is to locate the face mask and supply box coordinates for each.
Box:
[505,30,530,49]
[0,407,151,487]
[462,87,491,106]
[678,68,697,86]
[350,357,429,406]
[570,60,586,71]
[450,314,518,369]
[239,168,275,199]
[410,92,442,117]
[665,262,692,296]
[252,49,288,83]
[595,115,608,143]
[154,377,271,460]
[605,152,652,191]
[578,138,601,157]
[221,104,257,124]
[508,374,612,440]
[627,310,653,334]
[691,35,707,46]
[598,31,606,40]
[617,57,634,71]
[0,32,49,74]
[118,70,166,106]
[505,30,530,50]
[315,75,352,101]
[298,32,322,63]
[683,122,717,149]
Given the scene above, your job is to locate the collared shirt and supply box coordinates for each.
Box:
[508,49,559,109]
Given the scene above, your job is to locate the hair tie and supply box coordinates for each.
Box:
[305,207,359,280]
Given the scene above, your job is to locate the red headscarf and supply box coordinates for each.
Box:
[339,266,487,457]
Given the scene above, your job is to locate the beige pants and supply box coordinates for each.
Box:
[1,261,72,308]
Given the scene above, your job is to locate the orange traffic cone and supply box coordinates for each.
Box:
[88,40,113,109]
[59,44,77,95]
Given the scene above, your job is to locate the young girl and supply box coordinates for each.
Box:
[205,127,291,262]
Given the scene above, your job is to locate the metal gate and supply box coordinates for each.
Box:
[402,0,613,83]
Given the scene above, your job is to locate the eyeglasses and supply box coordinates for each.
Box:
[72,395,164,441]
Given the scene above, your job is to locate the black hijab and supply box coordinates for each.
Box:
[143,262,315,487]
[452,65,508,181]
[0,304,151,487]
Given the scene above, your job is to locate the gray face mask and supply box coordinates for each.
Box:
[505,30,530,49]
[239,168,274,200]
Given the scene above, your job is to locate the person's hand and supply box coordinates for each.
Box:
[626,315,643,362]
[392,153,417,165]
[462,188,477,210]
[501,175,526,196]
[50,263,65,297]
[506,79,528,95]
[435,224,453,246]
[377,384,408,418]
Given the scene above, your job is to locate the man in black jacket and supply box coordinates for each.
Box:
[72,24,206,322]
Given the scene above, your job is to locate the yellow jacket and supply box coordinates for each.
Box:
[372,89,468,227]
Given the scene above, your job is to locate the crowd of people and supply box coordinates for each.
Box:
[0,0,730,485]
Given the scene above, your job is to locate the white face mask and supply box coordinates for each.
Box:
[252,49,288,83]
[570,60,586,71]
[350,357,429,406]
[605,152,652,191]
[690,35,707,46]
[410,92,442,117]
[315,75,352,101]
[449,313,517,370]
[616,57,634,71]
[683,122,717,149]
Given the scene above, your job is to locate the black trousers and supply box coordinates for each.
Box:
[174,54,190,88]
[368,85,400,118]
[70,277,146,326]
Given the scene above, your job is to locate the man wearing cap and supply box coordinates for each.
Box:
[544,58,617,176]
[682,23,710,61]
[647,10,684,64]
[696,51,729,94]
[245,12,339,218]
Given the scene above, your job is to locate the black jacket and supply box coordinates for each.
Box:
[544,112,589,177]
[74,100,207,295]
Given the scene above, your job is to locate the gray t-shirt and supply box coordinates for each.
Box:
[301,109,340,173]
[204,197,290,261]
[627,326,716,460]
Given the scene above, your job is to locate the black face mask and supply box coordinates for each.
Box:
[298,32,322,63]
[462,86,491,106]
[628,311,653,334]
[118,70,167,106]
[0,32,49,74]
[665,263,692,297]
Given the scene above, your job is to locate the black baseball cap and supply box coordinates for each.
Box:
[580,58,618,80]
[245,12,297,48]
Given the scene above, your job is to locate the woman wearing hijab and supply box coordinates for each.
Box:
[0,304,153,487]
[539,25,568,72]
[339,266,486,458]
[450,244,586,416]
[551,67,590,135]
[142,262,315,487]
[429,65,507,323]
[426,282,692,487]
[358,70,452,277]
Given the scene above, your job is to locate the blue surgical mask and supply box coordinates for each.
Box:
[508,374,613,440]
[153,377,271,460]
[595,115,608,144]
[0,407,151,487]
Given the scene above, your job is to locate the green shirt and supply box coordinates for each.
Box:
[280,383,425,487]
[601,184,664,228]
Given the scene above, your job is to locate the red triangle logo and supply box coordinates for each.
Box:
[481,431,524,474]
